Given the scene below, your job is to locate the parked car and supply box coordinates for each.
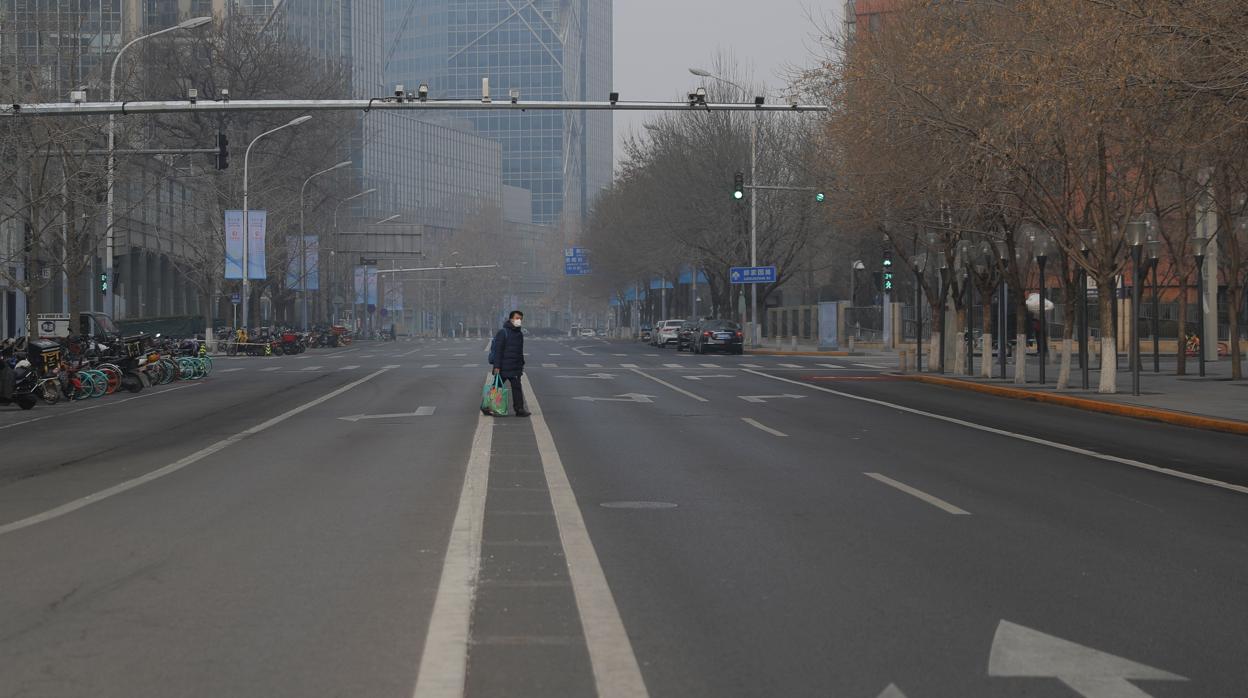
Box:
[579,327,596,338]
[676,320,700,352]
[692,319,744,355]
[653,319,685,348]
[595,328,607,337]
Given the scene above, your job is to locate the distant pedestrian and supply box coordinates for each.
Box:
[490,310,529,417]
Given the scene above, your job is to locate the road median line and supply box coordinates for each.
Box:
[904,374,1248,436]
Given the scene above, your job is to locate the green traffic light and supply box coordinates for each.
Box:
[815,192,825,202]
[733,190,744,200]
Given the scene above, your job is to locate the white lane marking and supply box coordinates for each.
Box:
[682,374,734,381]
[613,354,627,357]
[741,363,763,368]
[864,473,971,515]
[523,377,650,698]
[0,384,198,431]
[877,685,908,698]
[462,364,481,368]
[989,620,1187,696]
[0,368,393,537]
[549,353,562,356]
[399,347,424,357]
[340,364,361,370]
[300,365,323,371]
[630,368,708,403]
[453,353,467,357]
[698,363,720,368]
[412,414,493,698]
[220,367,245,372]
[542,363,558,368]
[779,363,802,369]
[422,364,440,369]
[260,366,280,372]
[663,363,682,368]
[742,417,788,437]
[738,394,805,403]
[585,363,603,368]
[818,363,848,369]
[855,363,888,369]
[359,354,375,358]
[620,363,639,368]
[745,369,1248,497]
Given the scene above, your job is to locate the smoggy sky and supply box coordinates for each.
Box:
[611,0,838,169]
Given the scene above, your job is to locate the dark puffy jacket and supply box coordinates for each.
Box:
[492,323,525,377]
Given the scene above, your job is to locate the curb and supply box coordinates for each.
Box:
[746,350,851,357]
[904,374,1248,436]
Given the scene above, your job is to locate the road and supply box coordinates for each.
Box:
[1,336,1245,697]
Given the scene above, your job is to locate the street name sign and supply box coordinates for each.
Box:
[564,247,591,276]
[729,266,777,284]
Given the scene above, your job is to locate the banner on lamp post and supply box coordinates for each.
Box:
[246,210,267,280]
[224,210,244,279]
[353,265,367,305]
[286,235,320,291]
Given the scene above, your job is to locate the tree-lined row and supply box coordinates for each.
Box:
[812,0,1248,391]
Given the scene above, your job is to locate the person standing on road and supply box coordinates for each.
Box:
[491,310,530,417]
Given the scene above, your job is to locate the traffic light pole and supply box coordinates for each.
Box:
[749,120,759,347]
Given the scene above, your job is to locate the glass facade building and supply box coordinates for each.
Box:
[382,0,613,226]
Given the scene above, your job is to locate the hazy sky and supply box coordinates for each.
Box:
[611,0,837,168]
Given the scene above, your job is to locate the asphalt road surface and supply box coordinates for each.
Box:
[2,336,1245,698]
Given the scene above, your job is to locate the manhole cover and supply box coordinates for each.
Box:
[600,501,678,510]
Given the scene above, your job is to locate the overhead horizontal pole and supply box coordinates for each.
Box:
[1,98,829,118]
[375,264,499,273]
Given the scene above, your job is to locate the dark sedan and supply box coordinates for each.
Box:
[692,320,744,355]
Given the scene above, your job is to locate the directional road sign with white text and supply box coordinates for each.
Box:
[729,266,777,284]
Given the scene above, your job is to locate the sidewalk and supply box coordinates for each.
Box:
[906,354,1248,434]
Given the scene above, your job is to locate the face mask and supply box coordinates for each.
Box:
[512,319,522,328]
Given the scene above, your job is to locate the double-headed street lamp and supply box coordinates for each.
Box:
[299,160,352,330]
[104,15,213,317]
[242,114,312,329]
[327,188,377,323]
[1078,229,1096,390]
[1126,218,1149,396]
[1027,225,1052,384]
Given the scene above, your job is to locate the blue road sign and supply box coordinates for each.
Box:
[564,247,591,276]
[729,266,777,284]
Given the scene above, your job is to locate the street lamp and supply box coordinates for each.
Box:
[849,259,865,317]
[1078,229,1096,389]
[691,66,763,346]
[1145,226,1162,374]
[1027,225,1052,384]
[241,114,312,329]
[328,187,376,325]
[299,160,351,329]
[104,15,213,318]
[957,239,973,376]
[913,254,927,372]
[1125,218,1148,396]
[938,252,949,374]
[1194,234,1209,377]
[998,240,1011,381]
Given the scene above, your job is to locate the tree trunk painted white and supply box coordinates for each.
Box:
[1098,290,1117,393]
[929,330,941,371]
[1014,332,1027,384]
[952,308,967,374]
[1056,338,1073,390]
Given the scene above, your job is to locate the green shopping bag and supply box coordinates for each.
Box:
[482,374,511,416]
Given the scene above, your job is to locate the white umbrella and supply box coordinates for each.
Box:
[1025,292,1055,313]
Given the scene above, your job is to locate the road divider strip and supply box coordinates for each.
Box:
[524,376,650,698]
[905,374,1248,436]
[744,369,1248,497]
[413,413,493,698]
[0,368,392,538]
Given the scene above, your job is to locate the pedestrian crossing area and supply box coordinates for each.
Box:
[208,358,885,375]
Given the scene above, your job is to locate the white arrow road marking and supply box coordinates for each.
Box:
[573,393,656,403]
[877,685,908,698]
[620,363,639,368]
[663,363,682,368]
[556,373,617,380]
[572,345,593,356]
[989,620,1187,698]
[779,363,803,368]
[682,374,735,380]
[818,363,848,369]
[630,368,709,402]
[738,394,806,403]
[339,406,436,422]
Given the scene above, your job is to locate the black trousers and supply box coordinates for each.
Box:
[502,373,526,412]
